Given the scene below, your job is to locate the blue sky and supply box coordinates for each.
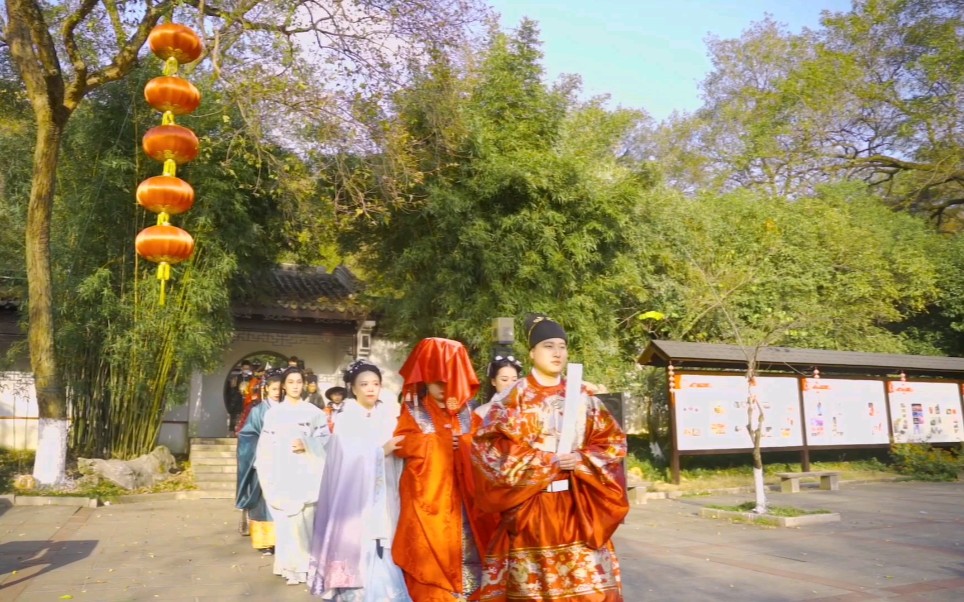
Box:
[487,0,854,121]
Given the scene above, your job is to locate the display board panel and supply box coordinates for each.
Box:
[888,381,964,443]
[801,378,889,446]
[673,373,803,451]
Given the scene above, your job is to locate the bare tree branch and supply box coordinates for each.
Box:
[81,1,174,96]
[60,0,99,108]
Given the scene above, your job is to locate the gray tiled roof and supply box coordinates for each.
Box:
[638,340,964,378]
[232,264,367,321]
[0,267,367,321]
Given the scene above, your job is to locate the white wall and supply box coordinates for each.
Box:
[1,332,411,452]
[181,330,358,439]
[0,371,39,450]
[368,339,410,398]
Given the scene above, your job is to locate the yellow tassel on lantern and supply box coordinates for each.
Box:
[157,261,171,306]
[163,56,180,77]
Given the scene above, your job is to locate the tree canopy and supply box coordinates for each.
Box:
[639,0,964,227]
[338,21,657,378]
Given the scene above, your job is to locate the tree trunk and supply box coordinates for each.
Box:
[751,429,766,513]
[6,0,76,484]
[752,465,766,513]
[27,115,69,485]
[747,373,767,514]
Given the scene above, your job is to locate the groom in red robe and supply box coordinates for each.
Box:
[471,314,629,601]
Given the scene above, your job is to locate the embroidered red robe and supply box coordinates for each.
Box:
[471,375,629,601]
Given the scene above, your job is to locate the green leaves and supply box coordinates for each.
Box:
[645,1,964,223]
[338,24,652,380]
[619,182,943,354]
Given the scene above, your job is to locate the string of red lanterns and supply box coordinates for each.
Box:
[135,23,203,306]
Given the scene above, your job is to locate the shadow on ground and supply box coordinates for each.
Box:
[0,539,98,591]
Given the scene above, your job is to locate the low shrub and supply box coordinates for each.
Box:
[889,443,961,482]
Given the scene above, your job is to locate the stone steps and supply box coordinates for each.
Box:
[187,444,236,452]
[192,456,238,466]
[195,480,235,490]
[194,472,235,482]
[190,437,238,499]
[191,450,236,459]
[194,488,235,500]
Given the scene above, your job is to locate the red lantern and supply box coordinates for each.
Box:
[136,225,195,305]
[139,21,204,306]
[142,124,199,164]
[135,225,195,264]
[144,76,201,115]
[148,23,204,64]
[136,175,195,215]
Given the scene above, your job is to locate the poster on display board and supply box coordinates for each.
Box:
[800,378,889,446]
[887,381,964,443]
[672,373,803,451]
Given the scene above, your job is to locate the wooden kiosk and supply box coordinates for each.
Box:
[638,341,964,484]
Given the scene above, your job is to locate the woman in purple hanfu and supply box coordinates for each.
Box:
[308,360,411,601]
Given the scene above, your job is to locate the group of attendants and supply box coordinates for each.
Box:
[233,314,630,601]
[227,355,344,434]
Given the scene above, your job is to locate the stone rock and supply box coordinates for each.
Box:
[75,473,102,488]
[77,446,177,490]
[13,474,38,490]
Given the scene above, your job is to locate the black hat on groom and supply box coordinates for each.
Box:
[524,313,568,349]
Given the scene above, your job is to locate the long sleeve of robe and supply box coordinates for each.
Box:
[471,375,629,602]
[236,400,273,520]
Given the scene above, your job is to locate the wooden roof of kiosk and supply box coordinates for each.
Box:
[638,340,964,380]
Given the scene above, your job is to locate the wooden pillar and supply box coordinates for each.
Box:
[667,363,681,484]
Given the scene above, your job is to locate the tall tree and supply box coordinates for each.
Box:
[0,0,482,482]
[617,182,943,509]
[620,183,943,353]
[640,1,964,226]
[0,53,31,301]
[339,21,655,377]
[818,0,964,225]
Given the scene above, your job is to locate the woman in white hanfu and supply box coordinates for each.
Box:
[308,359,411,601]
[256,366,327,585]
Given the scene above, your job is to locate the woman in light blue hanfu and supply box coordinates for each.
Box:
[308,360,411,601]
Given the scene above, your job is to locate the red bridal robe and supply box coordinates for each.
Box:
[393,401,499,600]
[392,337,499,601]
[471,374,629,601]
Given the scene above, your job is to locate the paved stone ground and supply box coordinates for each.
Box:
[0,481,961,601]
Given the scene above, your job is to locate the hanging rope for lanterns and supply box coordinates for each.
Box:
[136,21,203,305]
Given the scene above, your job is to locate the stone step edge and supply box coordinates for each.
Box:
[188,445,236,452]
